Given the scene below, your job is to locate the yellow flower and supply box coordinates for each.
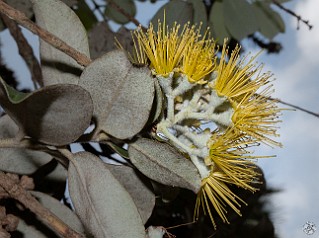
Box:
[231,89,282,147]
[133,21,196,76]
[194,171,246,229]
[206,129,263,191]
[121,17,283,230]
[212,39,270,102]
[131,20,216,83]
[178,30,217,84]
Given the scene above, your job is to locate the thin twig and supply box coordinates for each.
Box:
[0,172,84,238]
[107,0,141,27]
[272,0,313,30]
[269,97,319,118]
[91,0,107,21]
[0,13,43,88]
[0,0,91,67]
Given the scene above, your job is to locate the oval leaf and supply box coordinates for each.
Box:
[72,0,98,30]
[209,1,231,44]
[151,0,193,27]
[68,152,145,238]
[106,164,155,224]
[31,0,90,86]
[16,191,84,238]
[150,79,163,123]
[0,115,67,182]
[0,78,93,145]
[7,0,33,19]
[128,138,201,193]
[223,0,258,40]
[253,2,285,39]
[31,191,85,234]
[79,50,154,139]
[104,0,136,24]
[189,0,207,30]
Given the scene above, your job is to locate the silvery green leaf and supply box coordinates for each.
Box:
[146,226,165,238]
[209,1,231,44]
[0,77,93,146]
[253,2,285,39]
[16,191,85,237]
[106,164,155,224]
[128,138,201,193]
[189,0,207,30]
[224,0,259,40]
[147,79,163,125]
[104,0,136,24]
[151,0,193,27]
[68,152,145,238]
[0,114,67,181]
[79,50,154,139]
[31,0,90,85]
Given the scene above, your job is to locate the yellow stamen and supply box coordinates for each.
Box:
[213,39,270,102]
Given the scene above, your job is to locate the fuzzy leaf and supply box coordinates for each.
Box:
[209,1,231,44]
[79,50,154,139]
[103,141,129,159]
[128,138,201,193]
[72,0,98,30]
[151,0,193,27]
[253,2,285,39]
[146,226,165,238]
[31,191,85,233]
[224,0,259,40]
[106,164,155,224]
[0,78,93,146]
[148,79,163,124]
[0,115,67,182]
[189,0,207,30]
[68,152,145,238]
[31,0,90,86]
[6,0,33,19]
[89,23,133,59]
[104,0,136,24]
[16,191,84,237]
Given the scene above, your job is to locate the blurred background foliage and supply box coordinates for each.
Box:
[1,0,308,237]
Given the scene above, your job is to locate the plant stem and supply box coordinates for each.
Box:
[0,0,91,67]
[0,13,43,88]
[107,0,141,27]
[0,172,84,238]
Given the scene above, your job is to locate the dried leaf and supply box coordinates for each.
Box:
[31,0,90,86]
[0,78,93,146]
[106,164,155,224]
[68,152,145,238]
[128,138,201,193]
[79,50,154,139]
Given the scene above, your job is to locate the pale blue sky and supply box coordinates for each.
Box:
[1,1,319,237]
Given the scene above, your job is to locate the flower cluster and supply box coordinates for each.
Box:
[126,20,282,229]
